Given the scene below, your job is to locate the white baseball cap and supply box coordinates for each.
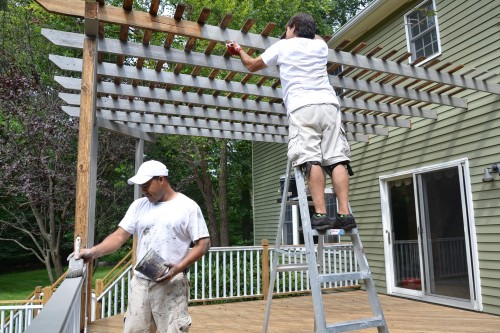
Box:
[127,160,169,185]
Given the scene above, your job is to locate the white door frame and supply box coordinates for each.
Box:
[379,158,482,310]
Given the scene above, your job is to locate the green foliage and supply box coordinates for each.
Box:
[0,0,135,280]
[146,136,254,245]
[174,0,372,37]
[98,239,133,264]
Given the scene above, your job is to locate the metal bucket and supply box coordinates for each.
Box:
[135,248,170,280]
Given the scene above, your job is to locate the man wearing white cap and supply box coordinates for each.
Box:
[74,160,210,333]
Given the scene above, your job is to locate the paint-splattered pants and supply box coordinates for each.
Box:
[124,273,191,333]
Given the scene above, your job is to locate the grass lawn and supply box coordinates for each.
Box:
[0,265,114,301]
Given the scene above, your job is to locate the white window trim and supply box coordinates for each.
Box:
[379,158,483,311]
[403,0,442,66]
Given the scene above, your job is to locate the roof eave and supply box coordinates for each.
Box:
[327,0,416,48]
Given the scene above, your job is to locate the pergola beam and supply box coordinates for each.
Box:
[44,29,469,108]
[35,0,499,94]
[63,106,157,142]
[52,55,427,123]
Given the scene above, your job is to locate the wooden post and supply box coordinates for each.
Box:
[132,139,144,270]
[262,239,269,300]
[41,287,53,306]
[34,286,42,316]
[95,279,103,320]
[75,1,99,329]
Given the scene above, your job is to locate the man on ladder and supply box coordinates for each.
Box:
[228,13,389,333]
[227,12,356,231]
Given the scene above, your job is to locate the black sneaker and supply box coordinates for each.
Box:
[333,213,357,230]
[311,214,334,230]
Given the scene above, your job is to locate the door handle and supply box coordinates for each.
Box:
[386,230,391,245]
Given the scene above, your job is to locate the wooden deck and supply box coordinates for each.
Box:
[88,290,500,333]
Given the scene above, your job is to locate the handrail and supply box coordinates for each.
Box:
[24,276,85,333]
[0,300,43,305]
[24,271,68,302]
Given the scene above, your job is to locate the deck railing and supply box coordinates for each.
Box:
[0,277,62,333]
[0,302,43,333]
[394,237,467,284]
[93,240,358,320]
[3,241,357,332]
[24,276,85,333]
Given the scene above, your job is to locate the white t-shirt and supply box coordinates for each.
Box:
[260,37,339,114]
[119,193,209,279]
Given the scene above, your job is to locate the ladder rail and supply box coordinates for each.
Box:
[263,160,389,333]
[294,165,327,332]
[263,160,292,333]
[349,229,387,327]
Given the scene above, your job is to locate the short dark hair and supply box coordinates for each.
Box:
[286,13,316,39]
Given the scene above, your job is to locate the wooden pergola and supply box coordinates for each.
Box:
[33,0,499,327]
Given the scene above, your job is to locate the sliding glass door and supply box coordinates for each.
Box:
[382,161,480,309]
[419,167,471,300]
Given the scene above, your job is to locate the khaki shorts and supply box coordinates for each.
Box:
[124,273,191,333]
[287,104,351,167]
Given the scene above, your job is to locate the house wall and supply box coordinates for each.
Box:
[252,0,499,315]
[252,141,288,244]
[346,0,500,315]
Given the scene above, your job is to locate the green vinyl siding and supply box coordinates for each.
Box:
[252,141,288,244]
[347,0,500,314]
[252,0,499,315]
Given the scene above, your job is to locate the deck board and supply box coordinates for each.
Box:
[88,290,500,332]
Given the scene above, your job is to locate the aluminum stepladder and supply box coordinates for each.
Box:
[263,160,389,333]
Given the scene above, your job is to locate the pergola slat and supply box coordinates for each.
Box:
[63,106,156,142]
[329,50,499,95]
[44,30,466,108]
[50,55,427,123]
[55,76,286,114]
[60,92,387,138]
[63,105,287,143]
[61,95,288,136]
[65,106,368,143]
[56,76,432,123]
[60,92,286,126]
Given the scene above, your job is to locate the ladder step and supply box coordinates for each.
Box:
[311,229,344,236]
[264,161,387,333]
[276,263,309,272]
[325,317,387,333]
[318,271,371,283]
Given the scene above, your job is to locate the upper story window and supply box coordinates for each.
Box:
[404,0,441,64]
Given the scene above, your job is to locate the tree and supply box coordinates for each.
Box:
[137,0,374,246]
[145,136,253,247]
[0,0,374,277]
[0,1,135,281]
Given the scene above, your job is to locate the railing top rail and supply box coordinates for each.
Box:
[0,299,44,305]
[0,304,44,310]
[205,245,264,251]
[25,276,85,333]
